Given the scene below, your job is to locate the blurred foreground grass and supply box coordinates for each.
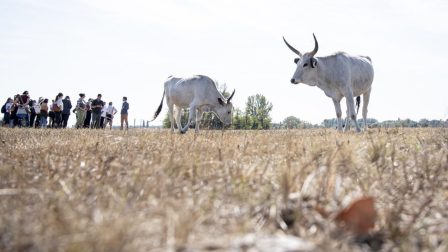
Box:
[0,128,447,251]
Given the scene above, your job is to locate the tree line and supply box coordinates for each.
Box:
[162,83,447,130]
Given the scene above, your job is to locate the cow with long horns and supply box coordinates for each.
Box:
[283,34,374,132]
[151,75,235,133]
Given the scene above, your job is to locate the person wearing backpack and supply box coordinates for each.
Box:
[62,96,72,128]
[75,93,87,129]
[2,98,13,127]
[32,98,42,128]
[10,95,20,127]
[17,91,30,127]
[52,93,64,128]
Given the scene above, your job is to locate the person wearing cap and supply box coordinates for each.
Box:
[90,94,103,129]
[62,96,72,128]
[75,93,87,129]
[120,96,129,130]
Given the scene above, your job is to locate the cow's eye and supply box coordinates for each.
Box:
[303,63,308,67]
[228,111,231,114]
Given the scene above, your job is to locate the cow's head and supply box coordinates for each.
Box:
[215,89,235,126]
[283,34,319,86]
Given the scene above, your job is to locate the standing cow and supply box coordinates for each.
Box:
[151,75,235,133]
[283,34,374,132]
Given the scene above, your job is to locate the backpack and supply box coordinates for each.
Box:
[1,103,5,113]
[52,102,61,112]
[34,103,41,114]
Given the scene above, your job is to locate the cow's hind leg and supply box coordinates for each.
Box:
[362,89,371,131]
[345,95,361,132]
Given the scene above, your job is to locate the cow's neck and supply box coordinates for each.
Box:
[314,61,342,99]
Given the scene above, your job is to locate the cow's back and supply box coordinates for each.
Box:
[164,75,219,108]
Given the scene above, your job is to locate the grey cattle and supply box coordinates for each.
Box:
[283,34,374,132]
[151,75,235,133]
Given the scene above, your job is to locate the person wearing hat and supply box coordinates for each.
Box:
[90,94,103,129]
[62,96,72,128]
[75,93,87,129]
[120,96,129,130]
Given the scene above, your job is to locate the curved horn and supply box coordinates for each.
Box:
[227,89,235,103]
[309,33,319,57]
[283,36,302,57]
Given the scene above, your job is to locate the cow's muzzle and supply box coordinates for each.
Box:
[290,78,299,84]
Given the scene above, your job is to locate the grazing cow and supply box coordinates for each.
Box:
[151,75,235,133]
[283,34,374,132]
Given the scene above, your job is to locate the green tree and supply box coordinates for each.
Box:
[282,116,302,129]
[231,108,244,129]
[245,94,273,129]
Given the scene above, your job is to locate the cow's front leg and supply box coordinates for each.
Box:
[181,106,196,134]
[168,103,175,133]
[195,109,203,133]
[344,109,350,131]
[332,99,343,132]
[345,94,361,133]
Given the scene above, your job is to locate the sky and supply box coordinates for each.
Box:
[1,0,448,127]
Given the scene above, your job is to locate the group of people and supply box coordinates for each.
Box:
[1,91,130,130]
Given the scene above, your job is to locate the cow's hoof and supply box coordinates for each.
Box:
[180,130,186,134]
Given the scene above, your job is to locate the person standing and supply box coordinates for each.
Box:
[29,100,38,128]
[100,101,107,129]
[32,98,42,127]
[120,96,129,130]
[52,93,64,128]
[84,98,92,128]
[75,93,87,129]
[2,98,13,127]
[10,95,20,127]
[90,94,103,129]
[18,91,30,127]
[105,102,117,130]
[62,96,72,128]
[39,99,49,128]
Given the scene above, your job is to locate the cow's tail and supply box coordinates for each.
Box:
[356,96,361,115]
[150,90,165,122]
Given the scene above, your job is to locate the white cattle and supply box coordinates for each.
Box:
[283,34,374,132]
[151,75,235,133]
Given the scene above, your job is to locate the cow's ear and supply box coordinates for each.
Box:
[310,58,317,68]
[217,98,225,105]
[294,58,300,64]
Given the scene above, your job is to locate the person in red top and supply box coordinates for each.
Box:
[20,91,30,106]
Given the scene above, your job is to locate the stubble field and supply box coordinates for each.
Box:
[0,128,447,251]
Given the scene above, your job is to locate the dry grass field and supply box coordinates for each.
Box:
[0,128,447,251]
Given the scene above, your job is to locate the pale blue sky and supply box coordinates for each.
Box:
[1,0,447,126]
